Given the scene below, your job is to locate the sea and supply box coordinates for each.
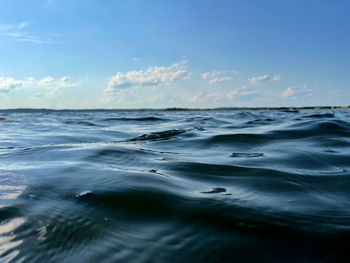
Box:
[0,109,350,262]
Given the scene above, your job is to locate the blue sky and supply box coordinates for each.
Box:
[0,0,349,108]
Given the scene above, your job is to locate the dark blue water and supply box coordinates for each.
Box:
[0,109,350,262]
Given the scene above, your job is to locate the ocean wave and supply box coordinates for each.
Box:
[0,109,350,262]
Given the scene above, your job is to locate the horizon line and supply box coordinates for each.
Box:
[0,105,349,111]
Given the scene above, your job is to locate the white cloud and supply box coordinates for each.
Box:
[60,76,70,82]
[249,74,281,84]
[249,74,269,83]
[32,76,77,98]
[38,76,72,87]
[209,76,232,85]
[0,77,22,93]
[39,76,77,95]
[192,91,224,103]
[192,91,208,103]
[202,69,237,85]
[226,87,256,100]
[282,84,311,98]
[106,60,191,94]
[0,22,28,31]
[192,86,256,103]
[0,75,75,94]
[18,22,28,29]
[0,21,54,45]
[202,70,227,80]
[271,74,281,81]
[39,76,54,85]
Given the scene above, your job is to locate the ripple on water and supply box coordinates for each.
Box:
[0,109,349,262]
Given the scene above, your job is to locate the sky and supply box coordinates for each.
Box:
[0,0,349,109]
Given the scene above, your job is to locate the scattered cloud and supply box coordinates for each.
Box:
[192,85,256,103]
[0,22,28,31]
[0,75,76,98]
[271,75,281,81]
[0,77,22,93]
[36,76,76,97]
[249,74,281,84]
[209,76,232,85]
[202,69,237,85]
[60,76,70,82]
[39,76,54,85]
[0,21,55,44]
[105,60,191,94]
[226,86,256,100]
[191,91,223,103]
[281,84,312,98]
[202,70,227,80]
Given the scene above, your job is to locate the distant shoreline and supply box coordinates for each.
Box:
[0,106,349,112]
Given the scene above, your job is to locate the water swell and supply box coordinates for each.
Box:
[0,109,350,262]
[126,129,187,142]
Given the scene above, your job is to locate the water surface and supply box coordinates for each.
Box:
[0,109,350,262]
